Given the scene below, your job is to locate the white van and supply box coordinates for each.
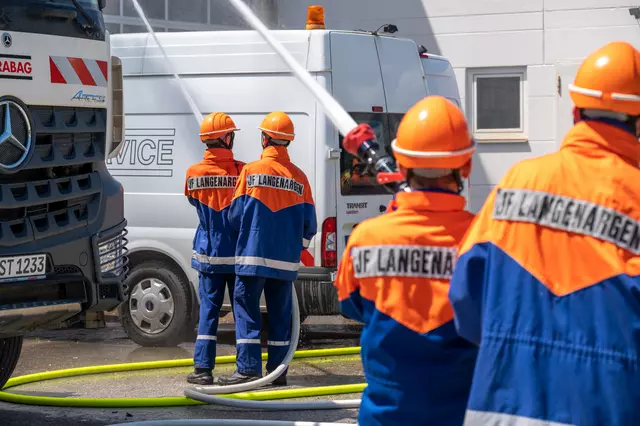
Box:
[109,24,462,346]
[420,51,462,108]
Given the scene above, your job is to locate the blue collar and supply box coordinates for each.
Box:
[580,117,635,136]
[410,187,460,195]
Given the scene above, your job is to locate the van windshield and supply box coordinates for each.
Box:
[339,112,404,196]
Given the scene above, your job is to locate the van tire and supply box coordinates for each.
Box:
[0,336,23,389]
[121,261,191,347]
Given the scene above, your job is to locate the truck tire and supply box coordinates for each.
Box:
[0,336,23,389]
[120,261,192,347]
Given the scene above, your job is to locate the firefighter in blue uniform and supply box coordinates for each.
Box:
[185,112,245,385]
[219,111,317,386]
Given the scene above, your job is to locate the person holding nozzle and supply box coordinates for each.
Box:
[334,96,479,426]
[449,41,640,426]
[219,111,317,386]
[184,112,245,385]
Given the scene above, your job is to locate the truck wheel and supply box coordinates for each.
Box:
[0,336,23,389]
[120,261,191,347]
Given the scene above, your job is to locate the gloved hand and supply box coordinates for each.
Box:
[343,123,375,156]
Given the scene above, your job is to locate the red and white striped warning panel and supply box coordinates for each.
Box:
[49,56,108,87]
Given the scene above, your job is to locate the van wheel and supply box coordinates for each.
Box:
[0,336,23,389]
[120,261,191,347]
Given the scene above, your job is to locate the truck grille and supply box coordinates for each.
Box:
[0,106,105,247]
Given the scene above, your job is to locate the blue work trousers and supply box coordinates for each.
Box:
[233,276,292,376]
[193,272,235,370]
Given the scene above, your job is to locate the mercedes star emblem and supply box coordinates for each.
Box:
[2,32,11,48]
[0,100,32,172]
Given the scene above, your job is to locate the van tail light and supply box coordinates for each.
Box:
[420,52,429,58]
[321,217,337,268]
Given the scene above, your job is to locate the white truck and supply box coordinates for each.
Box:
[0,0,127,388]
[109,10,463,346]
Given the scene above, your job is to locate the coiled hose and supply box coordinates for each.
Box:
[0,286,364,425]
[183,286,361,411]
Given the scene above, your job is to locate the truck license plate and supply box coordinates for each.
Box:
[0,254,47,280]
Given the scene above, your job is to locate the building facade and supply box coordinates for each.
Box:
[102,0,277,34]
[276,0,640,211]
[109,0,639,211]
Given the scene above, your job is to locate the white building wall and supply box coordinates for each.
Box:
[277,0,640,211]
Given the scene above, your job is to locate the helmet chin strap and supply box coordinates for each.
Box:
[406,169,464,194]
[452,169,464,194]
[206,132,235,150]
[262,133,290,148]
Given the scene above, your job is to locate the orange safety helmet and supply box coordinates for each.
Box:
[199,112,239,142]
[259,111,295,141]
[569,41,640,116]
[391,96,475,176]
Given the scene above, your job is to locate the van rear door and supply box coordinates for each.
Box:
[330,32,429,260]
[329,32,391,260]
[420,55,461,107]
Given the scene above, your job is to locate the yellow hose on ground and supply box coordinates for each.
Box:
[0,347,366,408]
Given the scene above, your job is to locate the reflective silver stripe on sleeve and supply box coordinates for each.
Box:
[192,252,236,265]
[464,410,575,426]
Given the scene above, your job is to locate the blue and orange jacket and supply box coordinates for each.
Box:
[449,119,640,426]
[185,148,245,274]
[335,190,478,426]
[228,145,317,281]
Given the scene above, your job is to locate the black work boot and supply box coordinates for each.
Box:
[187,368,214,385]
[266,371,287,386]
[218,370,261,386]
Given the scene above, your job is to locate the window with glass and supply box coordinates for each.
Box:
[123,0,165,20]
[105,22,122,34]
[169,0,208,24]
[469,69,527,141]
[340,112,404,196]
[102,0,121,16]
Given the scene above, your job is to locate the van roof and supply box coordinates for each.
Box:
[111,29,407,76]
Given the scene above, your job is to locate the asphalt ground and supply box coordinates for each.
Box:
[0,315,364,426]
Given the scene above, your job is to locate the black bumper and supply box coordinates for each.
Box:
[0,221,128,336]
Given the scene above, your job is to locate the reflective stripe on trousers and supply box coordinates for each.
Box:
[233,276,292,376]
[193,273,235,369]
[197,335,217,341]
[237,338,260,344]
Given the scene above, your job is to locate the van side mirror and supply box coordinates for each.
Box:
[98,0,106,10]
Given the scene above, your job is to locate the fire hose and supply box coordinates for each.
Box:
[0,288,364,426]
[0,287,365,410]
